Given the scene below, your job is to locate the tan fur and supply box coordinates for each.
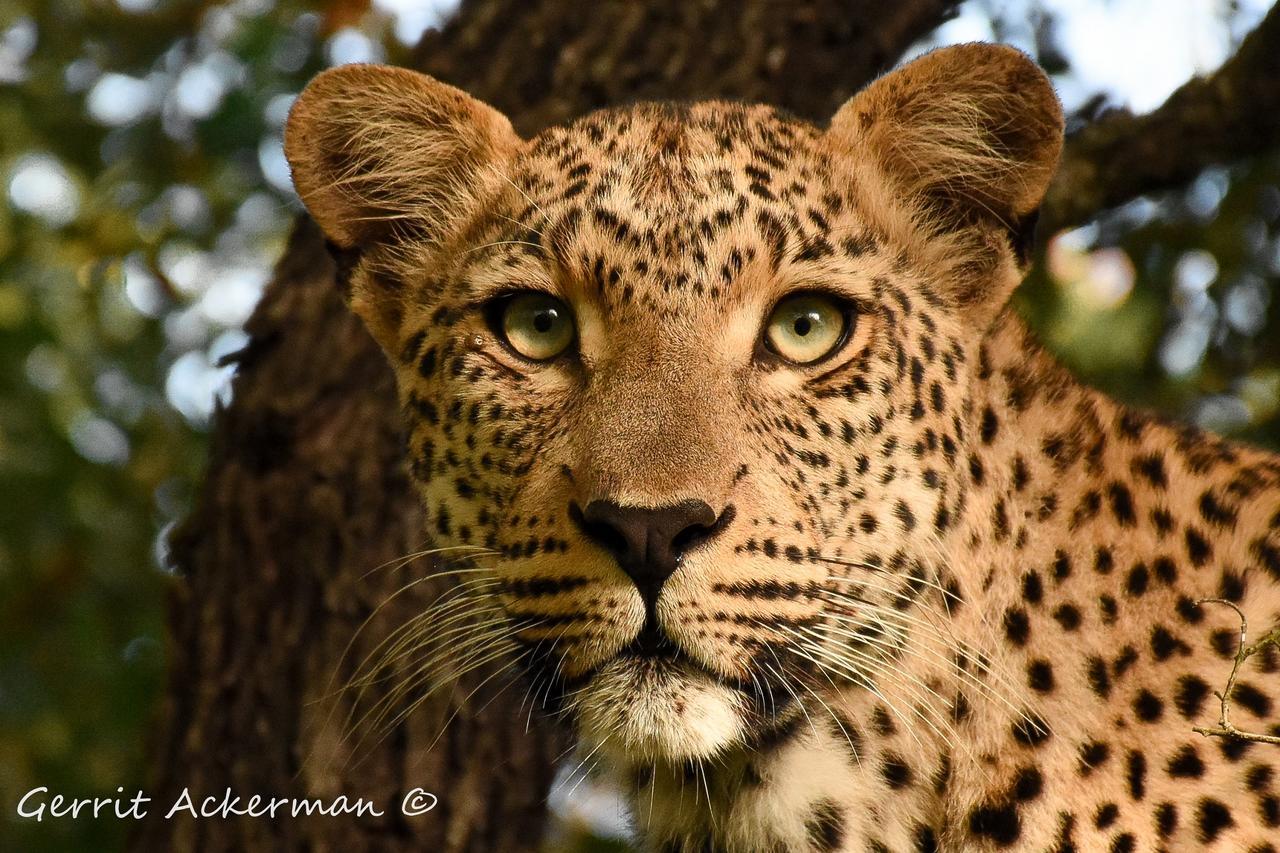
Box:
[287,45,1280,852]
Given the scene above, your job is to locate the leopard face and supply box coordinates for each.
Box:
[395,105,971,763]
[284,45,1062,765]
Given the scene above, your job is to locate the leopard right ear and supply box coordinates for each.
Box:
[828,44,1063,324]
[285,65,520,350]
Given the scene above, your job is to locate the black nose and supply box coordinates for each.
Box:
[571,499,732,608]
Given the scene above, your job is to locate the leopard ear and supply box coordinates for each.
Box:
[285,64,519,249]
[285,65,519,350]
[829,43,1063,316]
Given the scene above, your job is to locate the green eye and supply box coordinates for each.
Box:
[763,293,850,365]
[498,292,575,361]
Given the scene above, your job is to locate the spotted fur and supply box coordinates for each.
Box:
[286,45,1280,851]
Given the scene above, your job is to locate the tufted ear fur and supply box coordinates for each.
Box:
[285,64,520,348]
[829,43,1063,320]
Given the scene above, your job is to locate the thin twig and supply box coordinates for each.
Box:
[1191,598,1280,747]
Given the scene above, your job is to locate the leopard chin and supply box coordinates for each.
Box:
[574,655,746,763]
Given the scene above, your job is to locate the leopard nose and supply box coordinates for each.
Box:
[571,499,733,607]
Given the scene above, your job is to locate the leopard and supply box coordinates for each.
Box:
[283,43,1280,851]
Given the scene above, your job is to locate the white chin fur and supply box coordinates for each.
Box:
[575,657,745,763]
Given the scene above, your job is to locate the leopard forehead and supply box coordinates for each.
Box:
[442,100,910,320]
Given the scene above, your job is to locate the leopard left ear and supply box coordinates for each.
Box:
[285,64,520,351]
[829,43,1064,320]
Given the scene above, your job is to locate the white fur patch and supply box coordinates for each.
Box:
[575,657,745,762]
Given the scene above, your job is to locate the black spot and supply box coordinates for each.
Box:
[1167,745,1205,778]
[1094,802,1119,829]
[1086,657,1111,698]
[1012,766,1043,801]
[1246,764,1274,792]
[1079,740,1110,775]
[914,825,939,853]
[1199,490,1237,528]
[1125,563,1149,597]
[1219,569,1246,601]
[1211,628,1239,658]
[1053,813,1077,853]
[895,500,917,531]
[1234,682,1273,717]
[1262,795,1280,827]
[1011,714,1051,747]
[1196,798,1233,843]
[1131,453,1166,488]
[1098,595,1118,624]
[968,802,1021,846]
[1185,527,1212,566]
[980,407,999,444]
[1175,596,1203,623]
[1027,660,1055,693]
[1053,603,1081,631]
[1126,751,1146,800]
[1022,571,1043,604]
[881,753,914,789]
[1052,550,1072,581]
[1147,507,1181,538]
[1003,608,1030,646]
[1133,690,1163,722]
[1154,802,1178,838]
[1112,645,1139,676]
[1221,736,1254,762]
[1109,833,1135,853]
[1108,483,1136,526]
[1149,625,1186,660]
[871,705,896,736]
[805,799,845,851]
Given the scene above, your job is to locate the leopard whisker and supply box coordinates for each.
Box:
[795,622,958,742]
[816,605,1026,721]
[775,624,945,752]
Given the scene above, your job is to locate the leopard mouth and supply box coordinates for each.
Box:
[618,614,682,661]
[574,649,748,762]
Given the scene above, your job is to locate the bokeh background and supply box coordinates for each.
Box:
[1,0,1278,850]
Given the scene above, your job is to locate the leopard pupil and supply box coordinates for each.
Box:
[793,316,812,336]
[534,311,554,333]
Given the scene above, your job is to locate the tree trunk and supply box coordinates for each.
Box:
[135,2,962,850]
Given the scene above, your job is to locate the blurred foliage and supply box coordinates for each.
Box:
[0,1,414,850]
[1018,154,1280,448]
[0,1,1276,852]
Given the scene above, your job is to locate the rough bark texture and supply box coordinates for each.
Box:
[1042,2,1280,231]
[136,2,963,851]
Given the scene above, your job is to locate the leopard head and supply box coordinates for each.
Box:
[285,43,1063,764]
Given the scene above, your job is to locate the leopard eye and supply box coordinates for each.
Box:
[497,292,575,361]
[763,293,851,365]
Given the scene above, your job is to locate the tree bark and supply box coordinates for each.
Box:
[135,2,963,851]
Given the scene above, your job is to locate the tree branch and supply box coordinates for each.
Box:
[412,0,962,134]
[1042,2,1280,232]
[1192,598,1280,747]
